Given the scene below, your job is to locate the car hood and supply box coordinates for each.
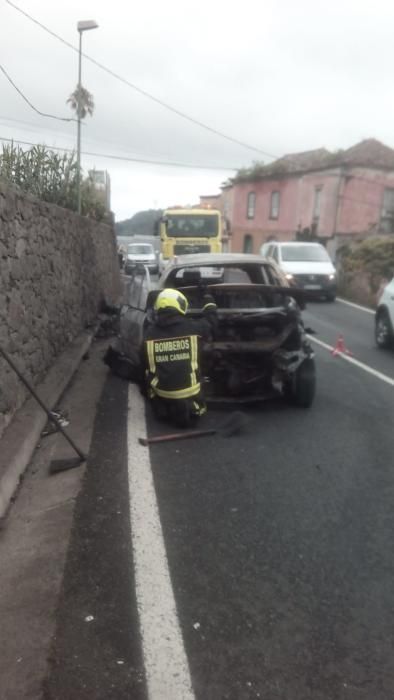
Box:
[280,261,335,275]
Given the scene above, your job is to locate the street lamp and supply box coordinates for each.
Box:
[76,19,98,215]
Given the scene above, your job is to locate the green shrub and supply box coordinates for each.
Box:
[0,142,105,220]
[338,237,394,302]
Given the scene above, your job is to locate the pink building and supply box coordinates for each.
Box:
[222,139,394,255]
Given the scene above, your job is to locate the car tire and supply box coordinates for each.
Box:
[326,293,336,302]
[375,308,394,349]
[285,358,316,408]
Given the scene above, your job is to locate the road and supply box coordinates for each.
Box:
[44,299,394,700]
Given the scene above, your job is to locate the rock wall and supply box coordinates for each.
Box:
[0,180,121,438]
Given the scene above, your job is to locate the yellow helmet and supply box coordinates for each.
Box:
[154,288,188,315]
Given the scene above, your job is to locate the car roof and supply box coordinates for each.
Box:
[274,241,325,248]
[128,242,153,248]
[166,253,268,266]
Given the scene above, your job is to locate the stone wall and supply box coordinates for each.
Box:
[0,180,121,438]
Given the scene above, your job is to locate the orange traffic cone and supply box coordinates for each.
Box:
[331,335,354,357]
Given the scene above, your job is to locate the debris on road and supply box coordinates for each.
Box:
[0,343,86,467]
[84,615,94,622]
[139,411,248,446]
[42,410,70,437]
[95,302,121,339]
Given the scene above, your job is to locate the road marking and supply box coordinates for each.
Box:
[337,297,375,315]
[309,335,394,387]
[127,384,195,700]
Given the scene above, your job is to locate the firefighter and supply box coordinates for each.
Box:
[143,288,217,427]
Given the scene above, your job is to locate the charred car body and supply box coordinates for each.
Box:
[115,253,316,407]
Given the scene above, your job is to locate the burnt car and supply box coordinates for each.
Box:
[116,253,316,407]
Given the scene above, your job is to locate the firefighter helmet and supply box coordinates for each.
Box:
[154,288,188,315]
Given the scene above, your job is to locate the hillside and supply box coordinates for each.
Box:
[115,209,162,237]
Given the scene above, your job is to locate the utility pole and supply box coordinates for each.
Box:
[76,30,83,215]
[76,20,98,215]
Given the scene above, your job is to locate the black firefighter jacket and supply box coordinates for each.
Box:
[143,307,216,400]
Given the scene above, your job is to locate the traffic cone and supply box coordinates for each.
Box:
[331,334,354,357]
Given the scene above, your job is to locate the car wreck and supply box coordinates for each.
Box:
[109,253,316,407]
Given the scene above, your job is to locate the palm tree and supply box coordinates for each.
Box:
[67,86,95,119]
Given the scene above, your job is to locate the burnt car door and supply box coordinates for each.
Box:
[119,265,151,353]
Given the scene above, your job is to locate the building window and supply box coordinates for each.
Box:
[312,186,323,235]
[381,188,394,233]
[247,192,256,219]
[243,234,253,253]
[270,191,280,219]
[313,187,322,218]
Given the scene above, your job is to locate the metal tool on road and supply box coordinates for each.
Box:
[0,344,86,473]
[138,410,247,446]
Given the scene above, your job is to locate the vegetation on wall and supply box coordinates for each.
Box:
[338,237,394,305]
[0,142,106,220]
[339,237,394,285]
[228,150,347,185]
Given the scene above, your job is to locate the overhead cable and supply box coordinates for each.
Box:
[0,63,76,123]
[0,136,237,171]
[5,0,276,159]
[5,1,393,191]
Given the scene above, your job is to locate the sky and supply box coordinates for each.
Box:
[2,0,394,221]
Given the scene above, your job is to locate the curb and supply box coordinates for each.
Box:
[0,329,96,520]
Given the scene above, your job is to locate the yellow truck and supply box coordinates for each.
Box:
[159,207,222,270]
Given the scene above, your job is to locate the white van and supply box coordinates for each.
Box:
[125,242,158,276]
[261,241,337,301]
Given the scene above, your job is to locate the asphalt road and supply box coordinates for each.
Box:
[45,299,394,700]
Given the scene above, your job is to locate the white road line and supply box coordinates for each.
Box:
[337,297,375,315]
[309,335,394,387]
[127,384,195,700]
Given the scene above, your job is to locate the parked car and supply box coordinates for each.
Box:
[375,277,394,348]
[116,253,316,407]
[125,242,158,275]
[261,241,337,301]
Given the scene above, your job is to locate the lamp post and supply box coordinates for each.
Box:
[76,19,98,215]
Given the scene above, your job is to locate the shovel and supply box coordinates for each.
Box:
[0,344,86,473]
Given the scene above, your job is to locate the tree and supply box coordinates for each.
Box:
[67,86,95,119]
[115,209,163,237]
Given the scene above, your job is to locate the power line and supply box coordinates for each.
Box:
[6,0,393,189]
[0,63,76,123]
[0,136,387,225]
[0,113,390,201]
[5,0,276,159]
[0,136,382,208]
[5,0,394,199]
[0,114,208,163]
[0,136,237,171]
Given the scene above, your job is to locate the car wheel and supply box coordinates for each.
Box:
[326,293,336,302]
[285,358,316,408]
[375,309,394,349]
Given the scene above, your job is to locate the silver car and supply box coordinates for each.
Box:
[117,253,316,407]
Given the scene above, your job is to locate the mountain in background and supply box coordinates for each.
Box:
[115,209,162,237]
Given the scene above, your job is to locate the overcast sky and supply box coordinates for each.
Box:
[2,0,394,221]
